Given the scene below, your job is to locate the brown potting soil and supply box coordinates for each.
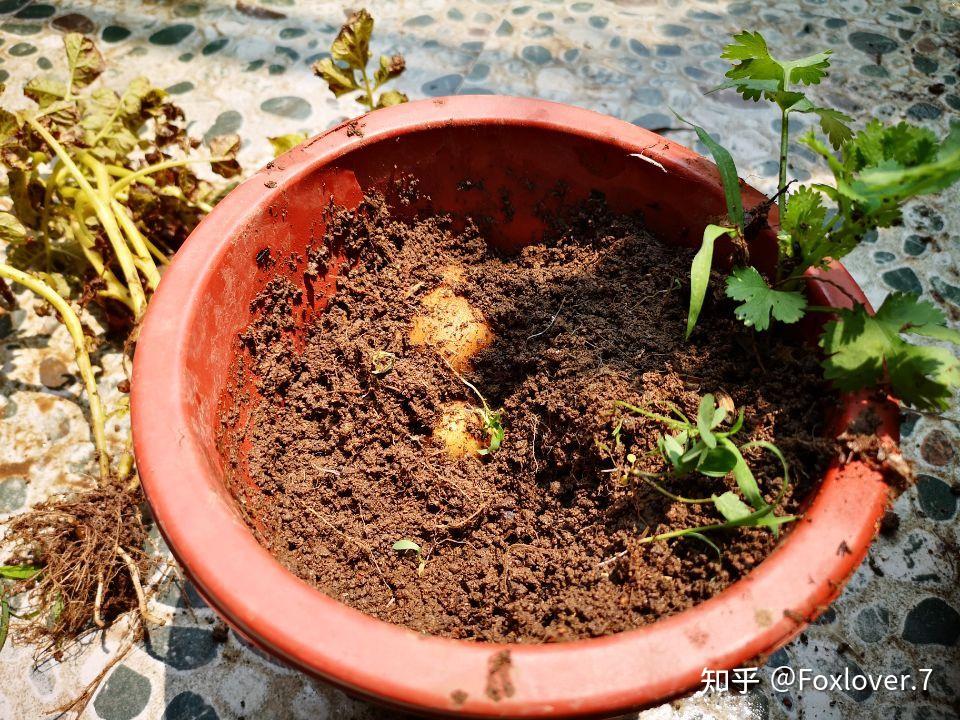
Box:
[221,189,836,643]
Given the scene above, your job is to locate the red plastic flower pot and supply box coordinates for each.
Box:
[132,96,897,718]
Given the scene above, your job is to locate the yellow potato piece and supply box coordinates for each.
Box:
[439,263,466,287]
[433,402,482,458]
[409,285,492,371]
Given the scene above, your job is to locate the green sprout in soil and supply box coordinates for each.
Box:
[682,30,960,412]
[442,358,505,455]
[616,393,795,554]
[269,9,408,157]
[0,33,240,321]
[392,538,426,575]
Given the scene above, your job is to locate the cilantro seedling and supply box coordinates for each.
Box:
[679,30,960,411]
[615,393,795,555]
[442,357,505,455]
[392,538,426,575]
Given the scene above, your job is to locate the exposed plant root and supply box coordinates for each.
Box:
[51,626,140,719]
[116,546,164,626]
[0,479,155,662]
[93,573,105,629]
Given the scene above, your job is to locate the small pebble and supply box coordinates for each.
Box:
[39,357,71,389]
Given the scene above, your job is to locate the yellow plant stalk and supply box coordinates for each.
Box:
[25,118,148,317]
[0,264,109,481]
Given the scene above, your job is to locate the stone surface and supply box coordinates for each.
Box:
[92,666,151,720]
[1,2,959,719]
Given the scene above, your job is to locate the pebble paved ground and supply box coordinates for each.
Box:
[0,1,958,718]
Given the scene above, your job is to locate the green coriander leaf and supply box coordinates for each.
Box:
[785,51,832,86]
[848,127,960,204]
[781,185,834,269]
[725,266,808,331]
[719,30,831,109]
[887,344,960,411]
[721,30,770,62]
[821,293,960,410]
[686,224,734,339]
[811,107,854,149]
[782,185,827,239]
[722,31,783,102]
[713,491,752,522]
[330,9,374,70]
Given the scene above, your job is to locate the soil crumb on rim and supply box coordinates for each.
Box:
[220,188,836,643]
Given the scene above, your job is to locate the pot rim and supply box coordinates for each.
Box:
[132,96,895,718]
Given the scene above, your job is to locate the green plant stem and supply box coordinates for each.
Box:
[360,67,375,110]
[79,152,162,290]
[38,163,69,270]
[108,156,229,197]
[632,470,712,504]
[26,117,147,317]
[615,401,689,430]
[0,264,109,481]
[640,510,796,543]
[441,355,493,413]
[69,215,136,311]
[109,200,161,289]
[778,108,790,216]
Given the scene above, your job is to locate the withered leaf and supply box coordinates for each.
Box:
[64,33,105,91]
[268,133,306,157]
[330,9,373,70]
[24,76,67,109]
[375,90,408,108]
[0,212,29,244]
[312,57,358,97]
[374,54,405,86]
[208,133,242,178]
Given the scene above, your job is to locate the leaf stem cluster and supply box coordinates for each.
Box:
[682,30,960,411]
